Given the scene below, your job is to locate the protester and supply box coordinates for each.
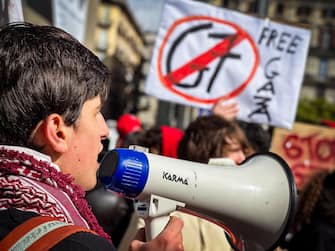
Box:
[115,113,142,148]
[160,126,184,158]
[237,121,272,155]
[132,125,184,157]
[211,98,271,156]
[211,99,239,122]
[117,114,252,251]
[176,114,253,251]
[178,115,251,165]
[0,22,183,251]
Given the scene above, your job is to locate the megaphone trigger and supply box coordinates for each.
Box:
[133,194,185,240]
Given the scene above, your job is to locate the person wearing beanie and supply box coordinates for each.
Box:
[115,114,142,148]
[160,126,184,158]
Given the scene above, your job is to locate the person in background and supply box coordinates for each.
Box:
[115,113,142,148]
[133,125,184,157]
[211,99,240,122]
[237,121,272,155]
[0,22,183,251]
[178,115,250,165]
[175,115,252,251]
[118,114,251,251]
[211,98,271,156]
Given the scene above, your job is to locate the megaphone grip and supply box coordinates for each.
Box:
[144,216,170,241]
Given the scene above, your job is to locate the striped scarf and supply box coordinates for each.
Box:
[0,146,111,241]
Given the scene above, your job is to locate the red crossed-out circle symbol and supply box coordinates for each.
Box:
[157,16,260,104]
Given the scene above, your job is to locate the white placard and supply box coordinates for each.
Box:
[52,0,89,43]
[0,0,23,25]
[145,0,311,129]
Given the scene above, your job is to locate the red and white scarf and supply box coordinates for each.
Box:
[0,146,111,241]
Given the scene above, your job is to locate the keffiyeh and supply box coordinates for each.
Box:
[0,146,110,241]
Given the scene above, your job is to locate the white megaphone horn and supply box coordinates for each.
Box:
[99,147,297,251]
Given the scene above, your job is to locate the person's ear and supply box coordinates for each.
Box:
[43,114,71,153]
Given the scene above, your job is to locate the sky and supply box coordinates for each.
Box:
[126,0,165,32]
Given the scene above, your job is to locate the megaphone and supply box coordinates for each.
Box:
[99,148,297,251]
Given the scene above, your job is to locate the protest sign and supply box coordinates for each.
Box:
[271,122,335,190]
[52,0,89,43]
[145,0,311,129]
[0,0,23,26]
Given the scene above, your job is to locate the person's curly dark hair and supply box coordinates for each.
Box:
[178,115,250,163]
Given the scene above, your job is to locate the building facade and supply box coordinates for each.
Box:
[94,0,145,120]
[23,0,146,121]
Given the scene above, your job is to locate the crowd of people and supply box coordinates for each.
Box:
[104,111,335,251]
[0,21,334,251]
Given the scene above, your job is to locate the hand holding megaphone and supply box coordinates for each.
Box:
[99,147,297,251]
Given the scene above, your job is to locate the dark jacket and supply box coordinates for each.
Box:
[0,208,116,251]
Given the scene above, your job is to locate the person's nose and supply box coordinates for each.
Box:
[98,113,110,140]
